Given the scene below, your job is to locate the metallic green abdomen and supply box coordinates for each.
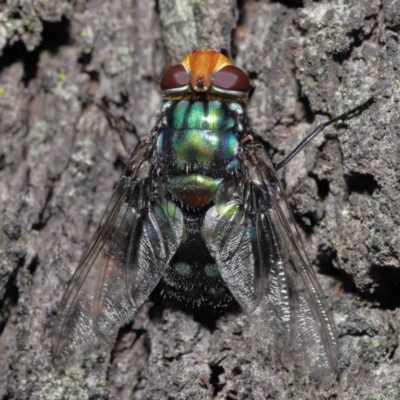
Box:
[157,100,241,209]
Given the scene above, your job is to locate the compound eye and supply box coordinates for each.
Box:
[213,65,251,94]
[160,64,190,91]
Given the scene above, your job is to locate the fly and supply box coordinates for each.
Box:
[52,49,371,372]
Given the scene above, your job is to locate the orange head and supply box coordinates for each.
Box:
[160,49,253,99]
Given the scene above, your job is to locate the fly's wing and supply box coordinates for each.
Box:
[203,143,337,373]
[52,139,183,361]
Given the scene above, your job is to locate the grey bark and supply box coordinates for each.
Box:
[0,0,399,399]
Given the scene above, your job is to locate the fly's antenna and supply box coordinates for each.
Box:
[274,97,374,171]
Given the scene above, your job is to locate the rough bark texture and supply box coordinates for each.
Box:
[1,0,399,399]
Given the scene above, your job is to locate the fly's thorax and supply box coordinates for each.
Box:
[156,99,244,209]
[160,99,245,130]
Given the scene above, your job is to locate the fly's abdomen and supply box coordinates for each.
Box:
[161,213,235,309]
[157,100,242,209]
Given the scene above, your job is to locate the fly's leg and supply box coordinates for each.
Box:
[275,97,373,171]
[96,97,139,155]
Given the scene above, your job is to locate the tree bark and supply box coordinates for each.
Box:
[1,0,399,399]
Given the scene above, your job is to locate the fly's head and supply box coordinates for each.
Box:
[159,49,255,101]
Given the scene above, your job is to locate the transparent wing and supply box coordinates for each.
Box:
[203,143,337,372]
[52,140,183,361]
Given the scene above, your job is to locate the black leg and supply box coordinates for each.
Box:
[274,97,373,171]
[96,100,138,155]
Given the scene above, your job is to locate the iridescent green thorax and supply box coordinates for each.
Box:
[157,99,243,209]
[168,100,240,131]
